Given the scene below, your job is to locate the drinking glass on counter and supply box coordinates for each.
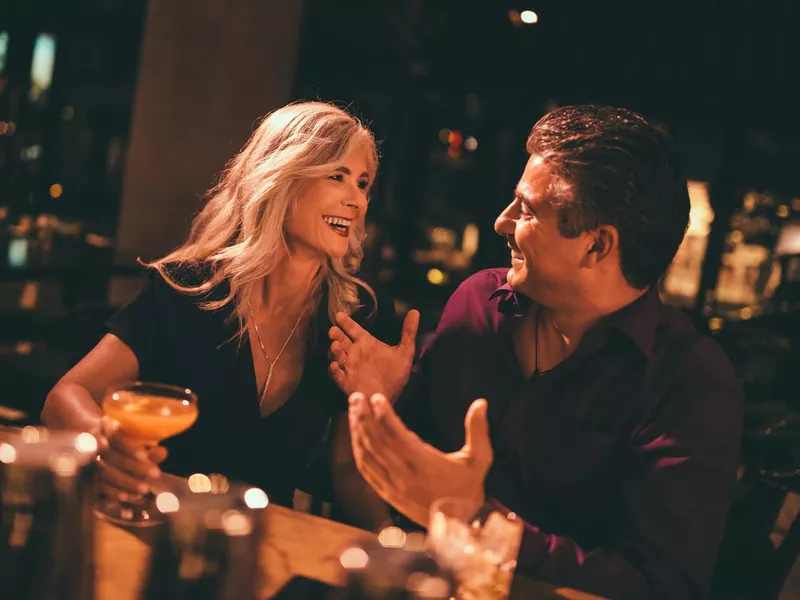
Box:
[339,527,454,600]
[0,427,99,600]
[143,474,269,600]
[427,498,523,600]
[95,382,199,527]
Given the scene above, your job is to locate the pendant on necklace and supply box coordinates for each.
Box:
[261,363,275,404]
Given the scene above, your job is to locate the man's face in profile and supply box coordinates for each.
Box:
[494,155,589,303]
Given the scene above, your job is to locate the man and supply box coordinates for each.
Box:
[328,105,743,599]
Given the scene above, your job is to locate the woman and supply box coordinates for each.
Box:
[41,101,414,527]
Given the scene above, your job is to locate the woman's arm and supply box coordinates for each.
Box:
[330,413,394,532]
[42,334,165,498]
[42,334,139,430]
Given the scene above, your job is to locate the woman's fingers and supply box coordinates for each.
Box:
[330,337,352,354]
[329,362,348,390]
[97,481,144,504]
[95,415,169,501]
[102,446,160,480]
[97,458,151,496]
[335,313,369,342]
[98,434,164,498]
[108,429,145,458]
[330,341,349,364]
[148,445,168,465]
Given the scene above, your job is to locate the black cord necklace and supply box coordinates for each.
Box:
[533,304,544,378]
[532,304,567,379]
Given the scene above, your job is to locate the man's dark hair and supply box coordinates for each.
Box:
[527,105,690,290]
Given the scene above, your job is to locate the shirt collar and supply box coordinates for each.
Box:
[489,283,531,317]
[489,284,661,360]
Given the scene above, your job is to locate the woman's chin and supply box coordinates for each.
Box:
[317,230,350,260]
[325,244,349,261]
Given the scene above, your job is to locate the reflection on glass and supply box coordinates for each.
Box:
[711,190,785,317]
[662,181,714,306]
[0,32,9,74]
[0,32,8,97]
[771,221,800,312]
[775,221,800,257]
[29,34,57,104]
[716,244,771,306]
[413,223,481,272]
[427,498,522,600]
[784,257,800,283]
[103,385,198,444]
[20,144,43,161]
[8,238,29,268]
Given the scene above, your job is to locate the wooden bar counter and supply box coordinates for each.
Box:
[0,426,605,598]
[94,503,605,600]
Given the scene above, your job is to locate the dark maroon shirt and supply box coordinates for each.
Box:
[396,269,743,600]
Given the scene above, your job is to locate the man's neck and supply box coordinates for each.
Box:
[542,281,649,347]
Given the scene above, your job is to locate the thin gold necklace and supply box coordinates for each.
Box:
[247,300,306,412]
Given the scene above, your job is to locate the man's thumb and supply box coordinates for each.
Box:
[399,309,420,356]
[463,398,492,469]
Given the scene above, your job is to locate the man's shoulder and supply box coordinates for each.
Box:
[451,268,509,301]
[436,269,509,331]
[649,306,742,418]
[637,316,743,468]
[654,306,737,383]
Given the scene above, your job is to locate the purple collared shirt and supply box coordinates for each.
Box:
[396,269,743,600]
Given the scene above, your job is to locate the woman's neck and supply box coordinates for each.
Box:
[254,254,323,316]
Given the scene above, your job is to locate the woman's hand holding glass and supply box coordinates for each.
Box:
[94,382,198,527]
[95,416,167,503]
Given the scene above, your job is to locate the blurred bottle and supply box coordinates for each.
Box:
[0,427,99,600]
[338,528,454,600]
[141,475,268,600]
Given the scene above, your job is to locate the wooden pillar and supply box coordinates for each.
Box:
[111,0,305,303]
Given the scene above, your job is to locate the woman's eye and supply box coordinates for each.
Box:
[329,174,344,182]
[357,180,369,190]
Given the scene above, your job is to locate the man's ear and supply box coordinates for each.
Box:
[582,225,618,266]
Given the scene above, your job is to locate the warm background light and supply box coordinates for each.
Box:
[427,268,446,285]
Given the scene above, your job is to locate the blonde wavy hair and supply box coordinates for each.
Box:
[144,101,378,337]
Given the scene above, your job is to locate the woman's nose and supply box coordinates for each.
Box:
[342,188,366,212]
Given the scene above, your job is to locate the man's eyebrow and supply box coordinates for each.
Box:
[514,187,536,204]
